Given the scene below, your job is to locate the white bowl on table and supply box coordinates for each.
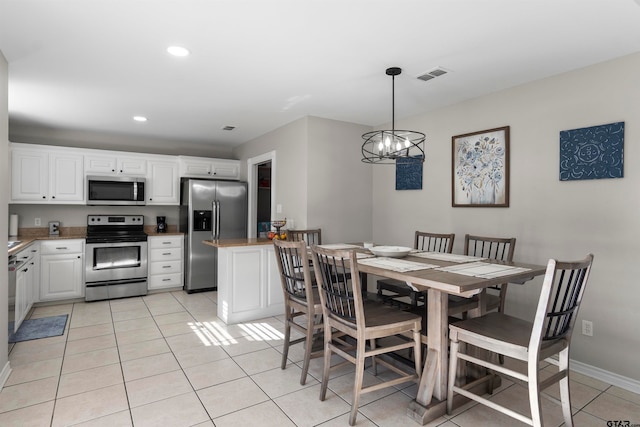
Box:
[368,246,412,258]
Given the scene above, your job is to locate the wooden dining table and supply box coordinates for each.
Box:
[344,246,547,425]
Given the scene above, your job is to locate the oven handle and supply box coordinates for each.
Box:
[212,200,218,240]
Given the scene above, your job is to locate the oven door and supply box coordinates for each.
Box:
[85,241,148,284]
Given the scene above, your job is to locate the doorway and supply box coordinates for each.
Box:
[247,151,276,238]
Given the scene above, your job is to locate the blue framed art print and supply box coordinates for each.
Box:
[559,122,624,181]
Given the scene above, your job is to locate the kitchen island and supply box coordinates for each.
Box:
[203,238,284,324]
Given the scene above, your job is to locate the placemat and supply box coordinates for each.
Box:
[436,262,531,278]
[357,257,438,272]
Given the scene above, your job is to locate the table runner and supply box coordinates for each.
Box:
[357,257,438,272]
[412,252,487,263]
[436,261,531,278]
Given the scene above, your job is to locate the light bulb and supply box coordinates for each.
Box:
[384,136,391,147]
[396,141,402,151]
[405,138,411,148]
[378,141,384,152]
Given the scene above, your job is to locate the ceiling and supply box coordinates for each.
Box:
[2,0,640,156]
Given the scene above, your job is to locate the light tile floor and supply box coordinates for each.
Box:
[2,290,639,426]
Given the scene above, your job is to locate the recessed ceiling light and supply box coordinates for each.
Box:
[167,46,190,57]
[133,116,147,122]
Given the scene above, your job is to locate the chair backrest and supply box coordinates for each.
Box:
[530,254,594,351]
[273,239,315,305]
[288,229,322,246]
[464,234,515,262]
[310,245,363,327]
[415,231,455,253]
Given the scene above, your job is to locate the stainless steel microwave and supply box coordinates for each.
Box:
[87,175,146,206]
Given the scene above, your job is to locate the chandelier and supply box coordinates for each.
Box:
[361,67,425,164]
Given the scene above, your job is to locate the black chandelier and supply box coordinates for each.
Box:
[361,67,426,164]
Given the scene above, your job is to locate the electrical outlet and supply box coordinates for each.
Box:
[34,218,41,226]
[276,204,282,214]
[582,320,593,336]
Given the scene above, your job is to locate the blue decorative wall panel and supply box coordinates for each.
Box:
[396,156,423,190]
[559,122,624,181]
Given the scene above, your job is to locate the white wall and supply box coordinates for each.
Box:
[372,52,640,381]
[234,116,373,244]
[1,50,10,380]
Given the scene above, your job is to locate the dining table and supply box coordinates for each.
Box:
[320,244,547,425]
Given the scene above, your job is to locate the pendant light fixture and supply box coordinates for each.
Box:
[361,67,425,164]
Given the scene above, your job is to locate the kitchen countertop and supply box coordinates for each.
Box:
[203,238,274,248]
[9,226,184,256]
[8,234,86,256]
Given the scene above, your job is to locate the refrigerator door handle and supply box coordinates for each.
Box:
[215,200,221,238]
[212,201,217,240]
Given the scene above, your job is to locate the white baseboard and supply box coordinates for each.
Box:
[571,359,640,394]
[0,361,12,390]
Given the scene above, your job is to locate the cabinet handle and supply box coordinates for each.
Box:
[22,268,28,273]
[111,169,115,172]
[162,265,171,269]
[42,196,46,199]
[52,196,55,199]
[162,278,171,282]
[162,242,171,245]
[162,252,171,255]
[77,256,81,259]
[56,247,68,250]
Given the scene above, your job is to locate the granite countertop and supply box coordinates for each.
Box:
[8,226,184,256]
[203,238,274,248]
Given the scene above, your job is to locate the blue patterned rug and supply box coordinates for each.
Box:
[8,314,68,343]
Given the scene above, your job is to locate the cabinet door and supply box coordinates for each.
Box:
[211,160,240,179]
[84,154,118,175]
[50,152,84,202]
[180,159,213,177]
[147,160,179,205]
[40,253,84,301]
[118,157,147,175]
[11,149,49,201]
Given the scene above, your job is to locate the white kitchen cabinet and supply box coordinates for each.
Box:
[147,159,180,205]
[40,239,84,301]
[147,235,184,290]
[13,243,39,332]
[179,156,240,180]
[85,153,147,176]
[216,243,284,324]
[10,147,84,203]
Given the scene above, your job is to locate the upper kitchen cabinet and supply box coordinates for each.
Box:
[146,159,180,205]
[10,145,84,204]
[179,156,240,180]
[85,153,147,176]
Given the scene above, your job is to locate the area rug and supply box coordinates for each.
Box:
[8,314,68,343]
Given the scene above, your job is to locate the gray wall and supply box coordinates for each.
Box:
[234,116,373,244]
[372,52,640,381]
[1,51,9,377]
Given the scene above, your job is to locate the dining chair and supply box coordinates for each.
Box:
[447,254,594,427]
[273,239,324,385]
[376,231,455,306]
[310,245,422,426]
[448,234,517,318]
[287,228,322,246]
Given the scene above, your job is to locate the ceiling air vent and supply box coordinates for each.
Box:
[222,126,236,131]
[417,67,449,82]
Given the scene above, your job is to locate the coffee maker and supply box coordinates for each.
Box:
[156,216,167,233]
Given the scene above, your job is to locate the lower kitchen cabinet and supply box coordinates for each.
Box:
[148,235,184,290]
[40,239,84,301]
[14,243,39,332]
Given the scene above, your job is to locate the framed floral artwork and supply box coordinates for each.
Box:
[452,126,510,207]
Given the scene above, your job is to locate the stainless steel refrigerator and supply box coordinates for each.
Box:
[179,178,247,292]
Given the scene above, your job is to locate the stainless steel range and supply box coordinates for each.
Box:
[85,214,148,301]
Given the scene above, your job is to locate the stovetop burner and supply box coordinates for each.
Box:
[86,214,147,243]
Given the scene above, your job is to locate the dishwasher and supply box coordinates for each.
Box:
[9,247,37,333]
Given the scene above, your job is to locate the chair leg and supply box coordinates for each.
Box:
[281,307,292,370]
[527,361,543,427]
[350,338,366,426]
[558,348,574,427]
[319,323,332,402]
[370,339,377,375]
[299,315,315,385]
